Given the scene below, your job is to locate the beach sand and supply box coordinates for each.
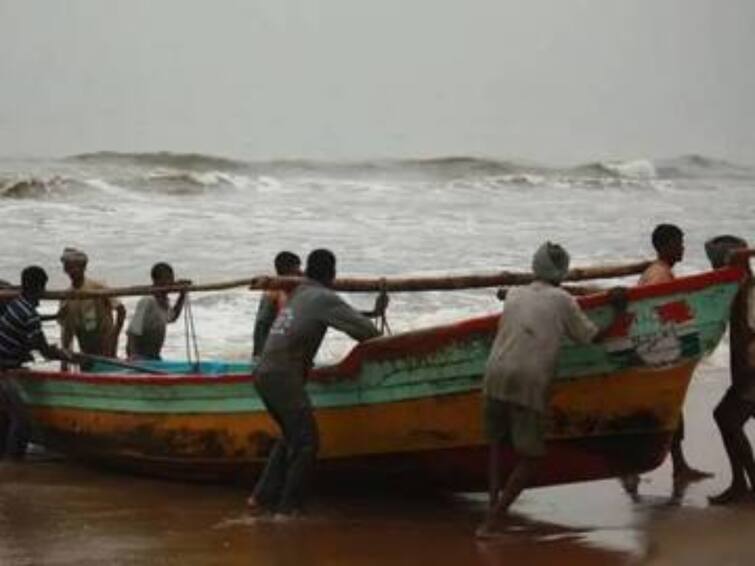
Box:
[0,365,753,565]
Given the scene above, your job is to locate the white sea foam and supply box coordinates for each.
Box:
[601,159,657,179]
[254,175,284,193]
[84,178,148,201]
[144,168,259,191]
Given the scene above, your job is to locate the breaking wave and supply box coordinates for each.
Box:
[0,175,70,198]
[145,169,256,190]
[3,151,749,200]
[65,150,753,180]
[392,156,522,177]
[68,151,248,171]
[571,159,657,179]
[655,154,755,179]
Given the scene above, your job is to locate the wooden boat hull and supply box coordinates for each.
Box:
[8,267,743,489]
[22,362,689,489]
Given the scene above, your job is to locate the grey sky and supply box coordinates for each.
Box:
[1,0,754,164]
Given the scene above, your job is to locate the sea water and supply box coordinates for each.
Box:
[2,152,752,367]
[2,152,755,563]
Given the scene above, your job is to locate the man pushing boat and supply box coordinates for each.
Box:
[621,224,711,500]
[477,242,627,538]
[0,267,75,458]
[252,251,303,361]
[705,236,755,505]
[59,247,126,364]
[247,248,389,519]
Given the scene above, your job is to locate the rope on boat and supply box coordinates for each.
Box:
[378,311,392,336]
[377,278,391,336]
[183,294,201,373]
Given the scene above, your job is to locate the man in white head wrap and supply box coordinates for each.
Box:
[60,247,88,266]
[531,241,571,284]
[478,242,627,537]
[59,247,126,363]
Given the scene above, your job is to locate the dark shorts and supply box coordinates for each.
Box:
[484,398,546,458]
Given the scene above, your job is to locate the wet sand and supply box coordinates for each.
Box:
[1,366,753,565]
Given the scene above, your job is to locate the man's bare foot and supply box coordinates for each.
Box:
[673,466,713,482]
[619,474,641,502]
[668,475,694,505]
[475,513,517,539]
[272,510,302,523]
[475,521,504,539]
[708,484,749,505]
[246,495,269,516]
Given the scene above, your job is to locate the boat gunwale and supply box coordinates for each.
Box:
[8,266,744,388]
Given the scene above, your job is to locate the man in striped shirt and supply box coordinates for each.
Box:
[1,266,72,458]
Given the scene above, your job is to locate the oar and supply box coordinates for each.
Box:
[74,353,169,375]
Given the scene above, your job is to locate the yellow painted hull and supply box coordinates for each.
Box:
[26,361,693,488]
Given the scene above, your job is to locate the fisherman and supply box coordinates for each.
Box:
[705,236,755,504]
[477,242,627,537]
[0,266,74,458]
[0,279,12,456]
[126,263,190,360]
[247,248,388,519]
[638,224,685,286]
[634,224,711,483]
[252,251,302,360]
[59,247,126,363]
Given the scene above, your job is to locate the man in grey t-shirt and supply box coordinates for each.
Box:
[247,249,388,518]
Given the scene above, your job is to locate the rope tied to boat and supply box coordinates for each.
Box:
[183,293,201,373]
[377,278,391,336]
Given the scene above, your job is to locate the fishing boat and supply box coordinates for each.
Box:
[5,266,745,490]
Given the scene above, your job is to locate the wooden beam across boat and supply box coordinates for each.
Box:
[0,259,656,301]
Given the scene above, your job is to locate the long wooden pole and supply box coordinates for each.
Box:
[326,260,651,292]
[496,283,603,301]
[0,259,651,301]
[732,248,755,262]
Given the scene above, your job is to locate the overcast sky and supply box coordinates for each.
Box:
[1,0,754,165]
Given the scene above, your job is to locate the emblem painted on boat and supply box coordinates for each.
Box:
[605,300,701,368]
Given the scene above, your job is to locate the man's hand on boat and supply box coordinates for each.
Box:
[46,345,77,364]
[607,286,629,312]
[589,287,629,344]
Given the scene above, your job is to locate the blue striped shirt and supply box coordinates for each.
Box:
[0,295,43,363]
